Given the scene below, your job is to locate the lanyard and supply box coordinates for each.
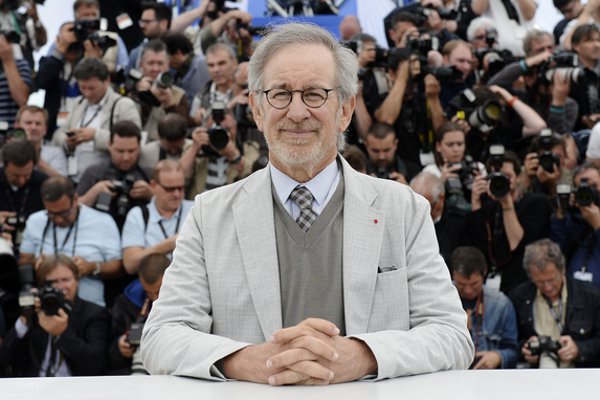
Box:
[545,296,564,334]
[157,206,183,240]
[42,207,79,257]
[79,103,103,128]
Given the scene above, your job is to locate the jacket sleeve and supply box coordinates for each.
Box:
[55,306,110,376]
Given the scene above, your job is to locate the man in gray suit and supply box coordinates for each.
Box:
[141,23,473,385]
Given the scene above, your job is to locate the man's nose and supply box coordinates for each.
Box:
[286,93,310,121]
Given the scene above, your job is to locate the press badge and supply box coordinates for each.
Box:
[116,13,133,30]
[574,270,593,283]
[419,151,435,166]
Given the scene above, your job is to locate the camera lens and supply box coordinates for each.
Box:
[489,173,510,198]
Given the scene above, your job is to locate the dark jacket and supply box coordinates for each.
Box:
[508,277,600,367]
[466,193,552,293]
[107,279,145,375]
[0,296,109,377]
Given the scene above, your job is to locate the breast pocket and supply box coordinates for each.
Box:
[369,266,409,331]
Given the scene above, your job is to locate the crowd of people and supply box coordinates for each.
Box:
[0,0,599,378]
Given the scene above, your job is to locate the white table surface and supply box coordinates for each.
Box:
[1,369,599,400]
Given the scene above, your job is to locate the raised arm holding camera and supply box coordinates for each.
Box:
[0,255,109,377]
[467,148,552,293]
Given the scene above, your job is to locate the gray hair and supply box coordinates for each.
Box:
[523,29,553,57]
[466,16,496,42]
[523,239,566,277]
[248,22,359,104]
[410,171,445,203]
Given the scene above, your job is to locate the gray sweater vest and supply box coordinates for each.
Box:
[272,178,346,334]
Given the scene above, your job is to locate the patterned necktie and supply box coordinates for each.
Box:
[289,185,317,232]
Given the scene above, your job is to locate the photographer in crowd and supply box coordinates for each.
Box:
[518,130,575,199]
[14,106,67,177]
[451,246,519,369]
[0,255,109,376]
[138,113,191,178]
[423,122,485,212]
[509,239,600,368]
[466,148,552,293]
[19,177,122,308]
[35,21,83,138]
[181,103,259,197]
[131,39,189,142]
[161,31,210,107]
[0,139,47,250]
[373,42,446,168]
[551,162,600,289]
[126,2,171,74]
[488,30,579,136]
[76,121,151,231]
[363,122,421,184]
[108,253,169,375]
[52,57,140,183]
[198,3,254,61]
[190,42,237,128]
[121,160,193,274]
[410,171,468,266]
[568,23,600,130]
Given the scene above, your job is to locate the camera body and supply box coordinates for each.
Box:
[575,178,599,207]
[202,101,230,155]
[72,19,116,53]
[0,30,20,44]
[537,129,560,173]
[487,144,511,198]
[39,283,69,316]
[446,155,479,195]
[95,173,136,217]
[537,51,583,85]
[527,335,561,356]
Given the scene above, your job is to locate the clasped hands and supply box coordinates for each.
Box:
[222,318,376,386]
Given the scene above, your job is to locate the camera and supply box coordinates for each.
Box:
[0,30,20,44]
[527,335,561,356]
[40,282,71,316]
[235,19,268,36]
[487,144,511,198]
[538,129,560,173]
[575,178,599,207]
[202,101,230,155]
[407,36,440,56]
[446,155,479,195]
[537,51,583,85]
[95,174,136,216]
[449,89,503,134]
[423,65,463,83]
[155,72,173,89]
[112,67,143,96]
[72,19,116,53]
[126,321,145,347]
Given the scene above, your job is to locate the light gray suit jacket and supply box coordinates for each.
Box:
[141,157,474,380]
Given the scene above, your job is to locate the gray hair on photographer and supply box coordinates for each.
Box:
[523,239,566,278]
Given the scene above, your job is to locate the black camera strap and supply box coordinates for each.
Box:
[157,205,183,240]
[42,207,80,257]
[79,102,103,128]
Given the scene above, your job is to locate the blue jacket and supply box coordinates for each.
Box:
[470,288,520,368]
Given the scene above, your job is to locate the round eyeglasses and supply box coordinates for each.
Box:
[261,87,340,109]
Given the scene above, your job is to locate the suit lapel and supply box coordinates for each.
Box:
[233,168,283,339]
[340,159,383,335]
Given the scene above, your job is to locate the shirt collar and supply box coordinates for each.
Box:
[270,158,339,207]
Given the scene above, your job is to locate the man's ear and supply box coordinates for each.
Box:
[337,95,356,134]
[249,91,264,132]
